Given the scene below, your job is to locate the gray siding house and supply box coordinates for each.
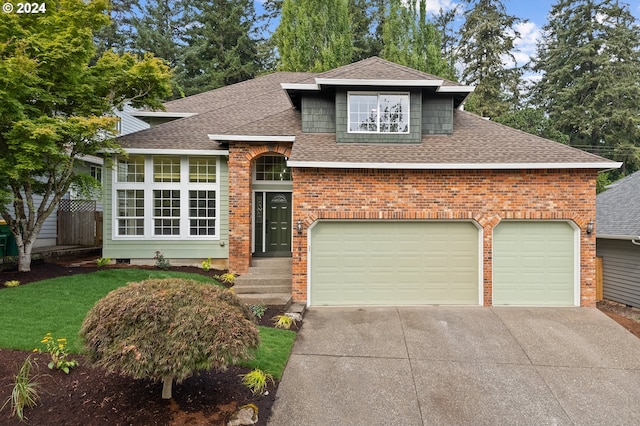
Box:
[596,171,640,307]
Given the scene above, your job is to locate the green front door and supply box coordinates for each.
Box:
[254,192,291,256]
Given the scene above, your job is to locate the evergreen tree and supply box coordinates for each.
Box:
[457,0,524,118]
[381,0,455,78]
[177,0,260,96]
[132,0,187,69]
[533,0,640,175]
[93,0,139,58]
[274,0,353,72]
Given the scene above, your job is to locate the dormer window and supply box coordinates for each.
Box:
[348,92,410,134]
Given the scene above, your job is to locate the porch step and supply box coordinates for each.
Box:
[236,293,292,307]
[234,257,292,306]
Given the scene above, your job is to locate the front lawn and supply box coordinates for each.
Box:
[0,269,295,379]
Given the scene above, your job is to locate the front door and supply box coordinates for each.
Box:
[254,192,292,256]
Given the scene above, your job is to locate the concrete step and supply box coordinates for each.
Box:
[234,284,291,294]
[251,257,292,268]
[235,275,291,285]
[247,266,292,275]
[236,293,292,307]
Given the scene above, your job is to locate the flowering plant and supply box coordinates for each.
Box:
[35,333,78,374]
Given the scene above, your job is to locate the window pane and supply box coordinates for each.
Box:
[349,94,378,132]
[255,156,291,181]
[153,156,180,182]
[189,190,216,236]
[153,189,180,235]
[189,157,216,183]
[116,190,144,235]
[117,156,145,182]
[379,94,409,133]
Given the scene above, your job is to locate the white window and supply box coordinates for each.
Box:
[113,155,220,239]
[348,92,410,133]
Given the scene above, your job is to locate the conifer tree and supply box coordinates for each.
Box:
[457,0,524,118]
[274,0,353,72]
[533,0,640,174]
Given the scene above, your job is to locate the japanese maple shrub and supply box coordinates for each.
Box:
[80,278,260,399]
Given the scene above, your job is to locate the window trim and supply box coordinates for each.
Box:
[347,91,411,134]
[112,155,220,240]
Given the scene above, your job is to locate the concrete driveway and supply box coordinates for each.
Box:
[268,307,640,425]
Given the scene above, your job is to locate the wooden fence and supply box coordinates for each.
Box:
[57,200,102,246]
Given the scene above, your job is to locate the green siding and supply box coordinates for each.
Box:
[422,96,453,135]
[335,89,422,143]
[310,221,479,306]
[493,222,575,306]
[301,95,336,133]
[102,155,229,261]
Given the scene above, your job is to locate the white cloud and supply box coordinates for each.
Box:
[513,21,542,67]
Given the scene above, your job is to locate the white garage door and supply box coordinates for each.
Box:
[493,221,576,306]
[309,221,479,306]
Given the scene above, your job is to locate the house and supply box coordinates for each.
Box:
[104,57,620,307]
[596,171,640,307]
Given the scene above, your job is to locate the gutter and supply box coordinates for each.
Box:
[597,234,640,245]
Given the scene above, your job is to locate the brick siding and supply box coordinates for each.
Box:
[290,168,597,307]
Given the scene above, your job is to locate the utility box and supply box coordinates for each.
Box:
[0,221,19,256]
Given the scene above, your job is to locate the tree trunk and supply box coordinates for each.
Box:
[162,376,173,399]
[17,239,34,272]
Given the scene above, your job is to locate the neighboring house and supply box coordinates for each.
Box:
[104,57,619,307]
[596,171,640,307]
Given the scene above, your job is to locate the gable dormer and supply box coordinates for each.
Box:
[282,57,473,143]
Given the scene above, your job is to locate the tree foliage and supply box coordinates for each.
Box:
[178,0,260,96]
[457,0,524,118]
[274,0,353,72]
[0,0,172,271]
[381,0,455,78]
[533,0,640,175]
[81,279,260,399]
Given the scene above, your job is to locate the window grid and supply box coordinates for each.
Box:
[113,155,219,239]
[153,190,180,235]
[153,156,181,182]
[117,156,145,182]
[116,190,144,235]
[189,190,216,235]
[348,92,410,134]
[189,157,216,183]
[255,156,291,181]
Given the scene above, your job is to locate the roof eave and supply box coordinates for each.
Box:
[597,234,640,244]
[286,161,622,170]
[208,134,296,142]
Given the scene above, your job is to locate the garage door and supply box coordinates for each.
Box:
[493,221,576,306]
[309,221,479,306]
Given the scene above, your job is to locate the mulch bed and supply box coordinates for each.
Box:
[0,259,290,426]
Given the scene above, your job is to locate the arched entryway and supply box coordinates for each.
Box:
[252,154,293,257]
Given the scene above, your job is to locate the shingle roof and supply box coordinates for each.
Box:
[117,57,618,169]
[597,171,640,237]
[288,111,614,166]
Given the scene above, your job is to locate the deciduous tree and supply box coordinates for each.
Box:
[0,0,171,271]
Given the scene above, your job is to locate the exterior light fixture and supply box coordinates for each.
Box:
[296,220,303,234]
[586,221,594,235]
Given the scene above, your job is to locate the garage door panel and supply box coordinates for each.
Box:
[310,221,479,306]
[493,222,575,306]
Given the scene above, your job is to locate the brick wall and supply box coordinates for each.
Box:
[292,168,597,306]
[227,143,291,274]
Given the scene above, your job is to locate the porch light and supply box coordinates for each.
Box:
[297,220,303,234]
[586,221,594,235]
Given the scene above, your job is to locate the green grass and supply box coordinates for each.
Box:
[0,269,295,378]
[244,327,297,380]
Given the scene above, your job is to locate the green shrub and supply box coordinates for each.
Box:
[153,251,171,270]
[250,304,267,319]
[273,314,296,330]
[96,257,111,268]
[240,369,274,395]
[80,278,259,399]
[1,356,40,422]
